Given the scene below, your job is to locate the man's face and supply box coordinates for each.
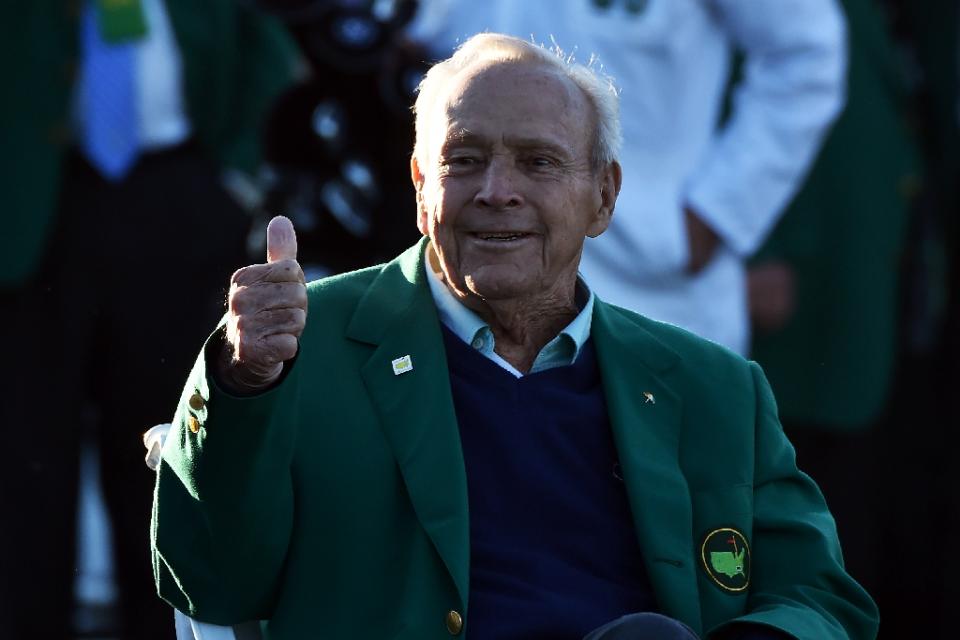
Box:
[412,61,620,304]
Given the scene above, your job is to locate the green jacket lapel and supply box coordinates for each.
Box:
[592,302,703,634]
[342,246,703,626]
[346,239,471,610]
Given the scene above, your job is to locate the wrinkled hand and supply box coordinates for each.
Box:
[219,216,307,392]
[748,260,796,332]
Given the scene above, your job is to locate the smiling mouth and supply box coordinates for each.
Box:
[472,232,532,242]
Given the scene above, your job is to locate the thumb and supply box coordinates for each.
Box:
[266,215,298,263]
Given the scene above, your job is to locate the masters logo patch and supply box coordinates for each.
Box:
[700,527,750,592]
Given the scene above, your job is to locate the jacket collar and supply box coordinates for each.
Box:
[346,239,700,631]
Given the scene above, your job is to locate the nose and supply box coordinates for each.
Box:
[474,157,524,210]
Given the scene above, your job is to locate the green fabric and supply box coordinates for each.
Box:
[96,0,148,42]
[0,0,298,288]
[901,0,959,220]
[153,239,878,640]
[750,0,921,429]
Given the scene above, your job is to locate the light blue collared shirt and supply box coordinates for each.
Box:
[425,247,594,377]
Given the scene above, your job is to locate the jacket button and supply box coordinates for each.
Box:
[445,610,463,635]
[188,393,205,411]
[188,415,200,434]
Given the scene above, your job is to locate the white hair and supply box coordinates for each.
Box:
[412,32,621,170]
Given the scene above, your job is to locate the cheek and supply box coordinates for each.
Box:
[417,185,444,234]
[567,186,606,237]
[431,191,463,232]
[421,199,457,255]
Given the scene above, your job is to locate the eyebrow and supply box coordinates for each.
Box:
[442,129,483,146]
[442,129,572,157]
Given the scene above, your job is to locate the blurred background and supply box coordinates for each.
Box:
[0,0,956,638]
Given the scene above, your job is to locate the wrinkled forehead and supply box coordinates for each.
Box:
[428,60,595,155]
[444,60,585,112]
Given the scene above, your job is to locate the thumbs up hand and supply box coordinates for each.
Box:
[219,216,307,393]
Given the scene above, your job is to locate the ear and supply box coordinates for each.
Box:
[586,160,622,238]
[410,155,429,236]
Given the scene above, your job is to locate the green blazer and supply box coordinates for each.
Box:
[0,0,298,287]
[152,240,877,639]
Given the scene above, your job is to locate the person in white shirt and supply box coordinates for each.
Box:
[404,0,847,354]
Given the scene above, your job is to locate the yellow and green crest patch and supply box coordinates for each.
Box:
[700,527,750,592]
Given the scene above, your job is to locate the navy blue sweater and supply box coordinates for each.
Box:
[441,326,658,639]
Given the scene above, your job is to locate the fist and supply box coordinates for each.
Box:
[684,206,721,274]
[748,261,796,332]
[220,216,307,391]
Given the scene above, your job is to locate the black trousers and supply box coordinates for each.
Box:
[0,145,250,639]
[786,413,951,640]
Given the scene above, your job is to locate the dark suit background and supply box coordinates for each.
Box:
[0,2,298,637]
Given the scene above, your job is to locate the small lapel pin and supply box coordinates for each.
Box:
[643,391,655,404]
[392,355,414,376]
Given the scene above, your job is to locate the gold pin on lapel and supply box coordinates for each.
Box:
[392,355,413,376]
[643,391,655,404]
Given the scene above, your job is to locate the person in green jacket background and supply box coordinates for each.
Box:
[0,1,298,638]
[749,0,957,637]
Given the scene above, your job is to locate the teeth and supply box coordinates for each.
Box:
[479,233,525,241]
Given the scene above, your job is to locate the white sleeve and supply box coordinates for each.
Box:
[685,0,847,257]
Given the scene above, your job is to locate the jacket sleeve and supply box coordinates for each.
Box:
[709,362,878,639]
[151,328,300,624]
[686,0,847,257]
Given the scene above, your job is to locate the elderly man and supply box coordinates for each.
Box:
[152,34,877,639]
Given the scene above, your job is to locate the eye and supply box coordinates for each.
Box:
[439,153,488,178]
[439,155,484,173]
[525,155,557,168]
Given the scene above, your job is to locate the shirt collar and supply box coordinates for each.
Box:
[424,242,594,376]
